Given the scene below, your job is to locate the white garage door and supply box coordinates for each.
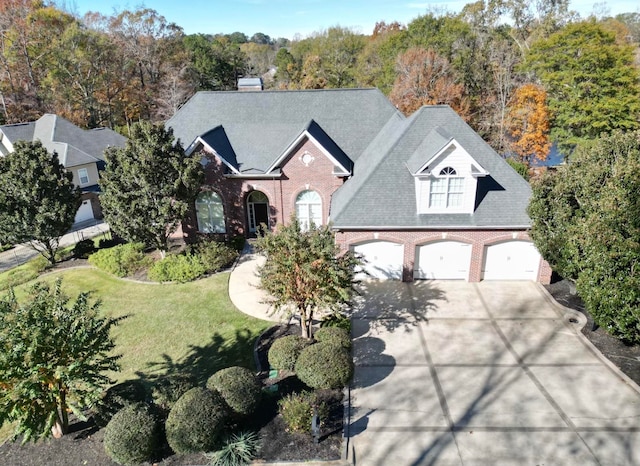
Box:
[74,199,94,224]
[352,241,404,280]
[414,241,472,280]
[482,241,541,280]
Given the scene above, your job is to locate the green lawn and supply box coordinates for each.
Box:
[0,267,271,441]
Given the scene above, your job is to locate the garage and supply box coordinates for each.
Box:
[414,241,472,280]
[482,241,541,280]
[74,199,94,224]
[352,241,404,280]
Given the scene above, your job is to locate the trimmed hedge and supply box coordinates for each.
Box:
[195,240,239,273]
[314,326,351,350]
[267,335,311,372]
[104,403,160,465]
[165,387,230,454]
[148,253,206,283]
[88,242,150,277]
[320,312,351,332]
[206,366,262,417]
[72,239,96,259]
[151,373,197,413]
[295,342,354,389]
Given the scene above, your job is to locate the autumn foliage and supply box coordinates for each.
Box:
[389,48,470,119]
[507,83,551,165]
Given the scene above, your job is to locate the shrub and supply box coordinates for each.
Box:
[88,242,150,277]
[104,403,160,465]
[28,255,50,273]
[206,431,261,466]
[320,312,351,333]
[278,391,328,434]
[206,367,262,417]
[267,335,311,372]
[148,253,206,283]
[165,387,230,454]
[151,373,197,413]
[314,326,351,350]
[98,236,124,249]
[230,235,246,252]
[73,239,96,259]
[295,343,354,389]
[95,379,150,426]
[195,240,239,273]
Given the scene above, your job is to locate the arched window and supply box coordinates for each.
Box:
[429,166,464,208]
[295,190,322,230]
[196,191,225,233]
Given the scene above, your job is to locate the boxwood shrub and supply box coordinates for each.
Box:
[72,239,96,259]
[314,326,351,350]
[95,379,150,426]
[88,242,150,277]
[148,253,207,283]
[165,387,230,454]
[104,403,160,465]
[151,373,197,414]
[295,342,354,389]
[267,335,311,372]
[206,367,262,416]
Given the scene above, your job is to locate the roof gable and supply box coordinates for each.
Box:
[166,88,398,174]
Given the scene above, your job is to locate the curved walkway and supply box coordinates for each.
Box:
[228,245,284,323]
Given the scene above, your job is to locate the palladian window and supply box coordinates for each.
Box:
[429,167,464,209]
[295,190,322,230]
[196,191,226,233]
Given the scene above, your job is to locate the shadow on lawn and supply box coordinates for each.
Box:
[135,328,261,386]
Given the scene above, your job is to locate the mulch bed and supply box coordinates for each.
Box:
[546,279,640,386]
[0,324,344,465]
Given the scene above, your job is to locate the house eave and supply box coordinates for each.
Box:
[331,224,531,231]
[223,173,282,179]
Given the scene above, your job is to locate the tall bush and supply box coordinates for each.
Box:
[295,342,353,389]
[104,403,160,465]
[88,242,150,277]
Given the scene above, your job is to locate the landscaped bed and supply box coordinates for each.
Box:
[0,263,347,464]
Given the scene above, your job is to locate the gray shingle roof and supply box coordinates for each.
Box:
[0,114,126,167]
[330,106,532,228]
[166,88,398,173]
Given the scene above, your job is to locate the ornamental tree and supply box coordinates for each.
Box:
[100,121,203,254]
[0,279,123,441]
[0,140,81,265]
[528,130,640,342]
[256,220,360,339]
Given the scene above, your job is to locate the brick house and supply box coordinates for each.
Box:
[167,88,551,283]
[0,114,126,225]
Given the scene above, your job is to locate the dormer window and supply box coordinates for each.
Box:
[429,167,464,208]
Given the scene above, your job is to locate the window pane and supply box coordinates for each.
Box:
[429,193,445,208]
[448,193,463,207]
[310,203,322,225]
[196,192,225,233]
[430,178,447,193]
[448,177,464,192]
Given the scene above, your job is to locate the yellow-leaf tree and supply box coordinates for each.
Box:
[507,83,551,165]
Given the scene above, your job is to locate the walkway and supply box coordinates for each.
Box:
[0,220,110,273]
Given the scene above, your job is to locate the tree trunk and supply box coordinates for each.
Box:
[51,386,69,438]
[51,419,64,439]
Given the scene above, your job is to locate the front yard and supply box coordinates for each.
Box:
[0,268,271,443]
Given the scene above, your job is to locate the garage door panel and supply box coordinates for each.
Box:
[353,241,404,280]
[74,199,94,224]
[482,241,540,281]
[415,241,471,280]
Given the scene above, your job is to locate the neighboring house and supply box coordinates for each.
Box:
[0,114,126,225]
[167,88,552,283]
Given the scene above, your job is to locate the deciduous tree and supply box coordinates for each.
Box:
[256,221,360,339]
[100,121,203,254]
[389,47,469,118]
[525,21,640,154]
[507,83,551,165]
[0,279,123,441]
[0,141,80,265]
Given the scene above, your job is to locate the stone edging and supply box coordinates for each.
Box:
[537,283,640,394]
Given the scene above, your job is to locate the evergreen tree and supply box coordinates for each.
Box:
[100,121,203,253]
[0,140,81,265]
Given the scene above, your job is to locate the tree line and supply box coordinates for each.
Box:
[1,0,639,162]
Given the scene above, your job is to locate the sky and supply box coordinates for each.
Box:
[62,0,639,39]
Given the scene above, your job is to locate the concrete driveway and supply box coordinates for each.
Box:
[347,280,640,465]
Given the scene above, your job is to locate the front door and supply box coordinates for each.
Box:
[248,191,270,234]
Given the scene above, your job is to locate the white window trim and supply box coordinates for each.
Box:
[196,192,226,234]
[77,168,89,185]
